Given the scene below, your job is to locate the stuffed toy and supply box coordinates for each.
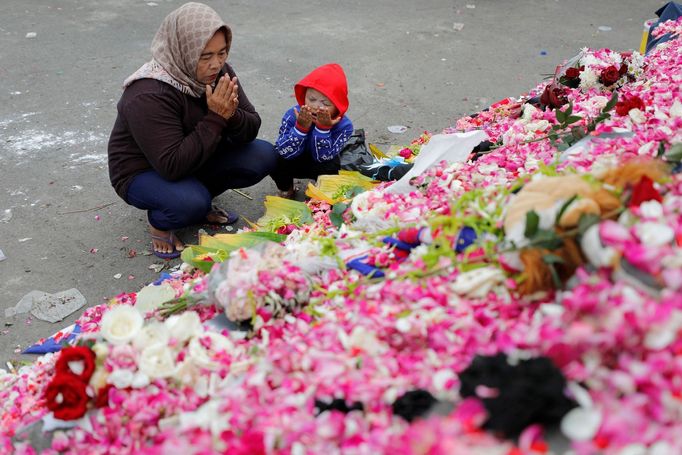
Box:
[502,160,666,295]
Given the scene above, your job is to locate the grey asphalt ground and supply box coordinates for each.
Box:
[0,0,665,367]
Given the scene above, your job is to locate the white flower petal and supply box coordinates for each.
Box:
[636,222,674,247]
[561,406,602,441]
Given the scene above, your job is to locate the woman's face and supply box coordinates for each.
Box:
[196,31,228,85]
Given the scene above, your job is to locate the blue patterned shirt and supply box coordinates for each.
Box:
[274,106,354,162]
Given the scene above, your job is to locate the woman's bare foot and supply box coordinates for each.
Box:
[149,225,184,256]
[205,205,238,224]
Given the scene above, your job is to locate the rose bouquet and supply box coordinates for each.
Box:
[44,346,99,420]
[211,242,315,323]
[42,304,241,424]
[556,48,644,92]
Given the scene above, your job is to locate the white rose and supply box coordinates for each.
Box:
[108,369,135,389]
[164,311,202,343]
[138,343,177,379]
[133,322,170,351]
[188,332,233,370]
[100,305,144,345]
[670,99,682,118]
[579,68,598,89]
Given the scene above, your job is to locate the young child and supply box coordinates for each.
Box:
[271,63,354,198]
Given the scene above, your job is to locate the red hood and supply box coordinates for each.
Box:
[294,63,349,117]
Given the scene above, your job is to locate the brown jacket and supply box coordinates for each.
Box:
[107,63,260,200]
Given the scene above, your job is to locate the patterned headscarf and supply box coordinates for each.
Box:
[124,2,231,98]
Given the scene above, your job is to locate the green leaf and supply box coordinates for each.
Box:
[602,92,619,113]
[577,213,601,236]
[396,309,412,318]
[545,261,563,289]
[345,185,366,199]
[664,143,682,162]
[329,202,348,228]
[529,229,564,250]
[555,195,578,225]
[555,108,567,124]
[565,115,583,125]
[524,210,540,238]
[542,253,565,288]
[180,246,229,273]
[542,253,565,264]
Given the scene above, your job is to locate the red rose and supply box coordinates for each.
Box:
[615,95,645,116]
[565,67,581,79]
[44,374,89,420]
[540,83,568,109]
[629,175,662,208]
[600,65,621,86]
[55,346,96,383]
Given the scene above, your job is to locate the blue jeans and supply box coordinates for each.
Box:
[126,139,276,231]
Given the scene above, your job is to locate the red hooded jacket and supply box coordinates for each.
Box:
[294,63,349,117]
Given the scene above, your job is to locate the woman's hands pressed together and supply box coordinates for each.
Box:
[206,75,239,120]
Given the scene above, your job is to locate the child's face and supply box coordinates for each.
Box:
[305,88,339,118]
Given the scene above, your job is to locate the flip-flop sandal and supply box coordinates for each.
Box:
[151,232,182,260]
[206,205,238,225]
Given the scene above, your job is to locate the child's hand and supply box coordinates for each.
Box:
[315,107,341,128]
[294,105,314,130]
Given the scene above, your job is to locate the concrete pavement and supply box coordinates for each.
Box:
[0,0,665,365]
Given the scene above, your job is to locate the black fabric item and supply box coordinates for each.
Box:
[470,140,494,162]
[339,129,376,171]
[314,398,364,415]
[365,163,414,181]
[391,389,438,422]
[646,2,682,55]
[525,96,543,109]
[459,353,576,438]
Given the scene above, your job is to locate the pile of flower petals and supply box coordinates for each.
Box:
[2,18,682,455]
